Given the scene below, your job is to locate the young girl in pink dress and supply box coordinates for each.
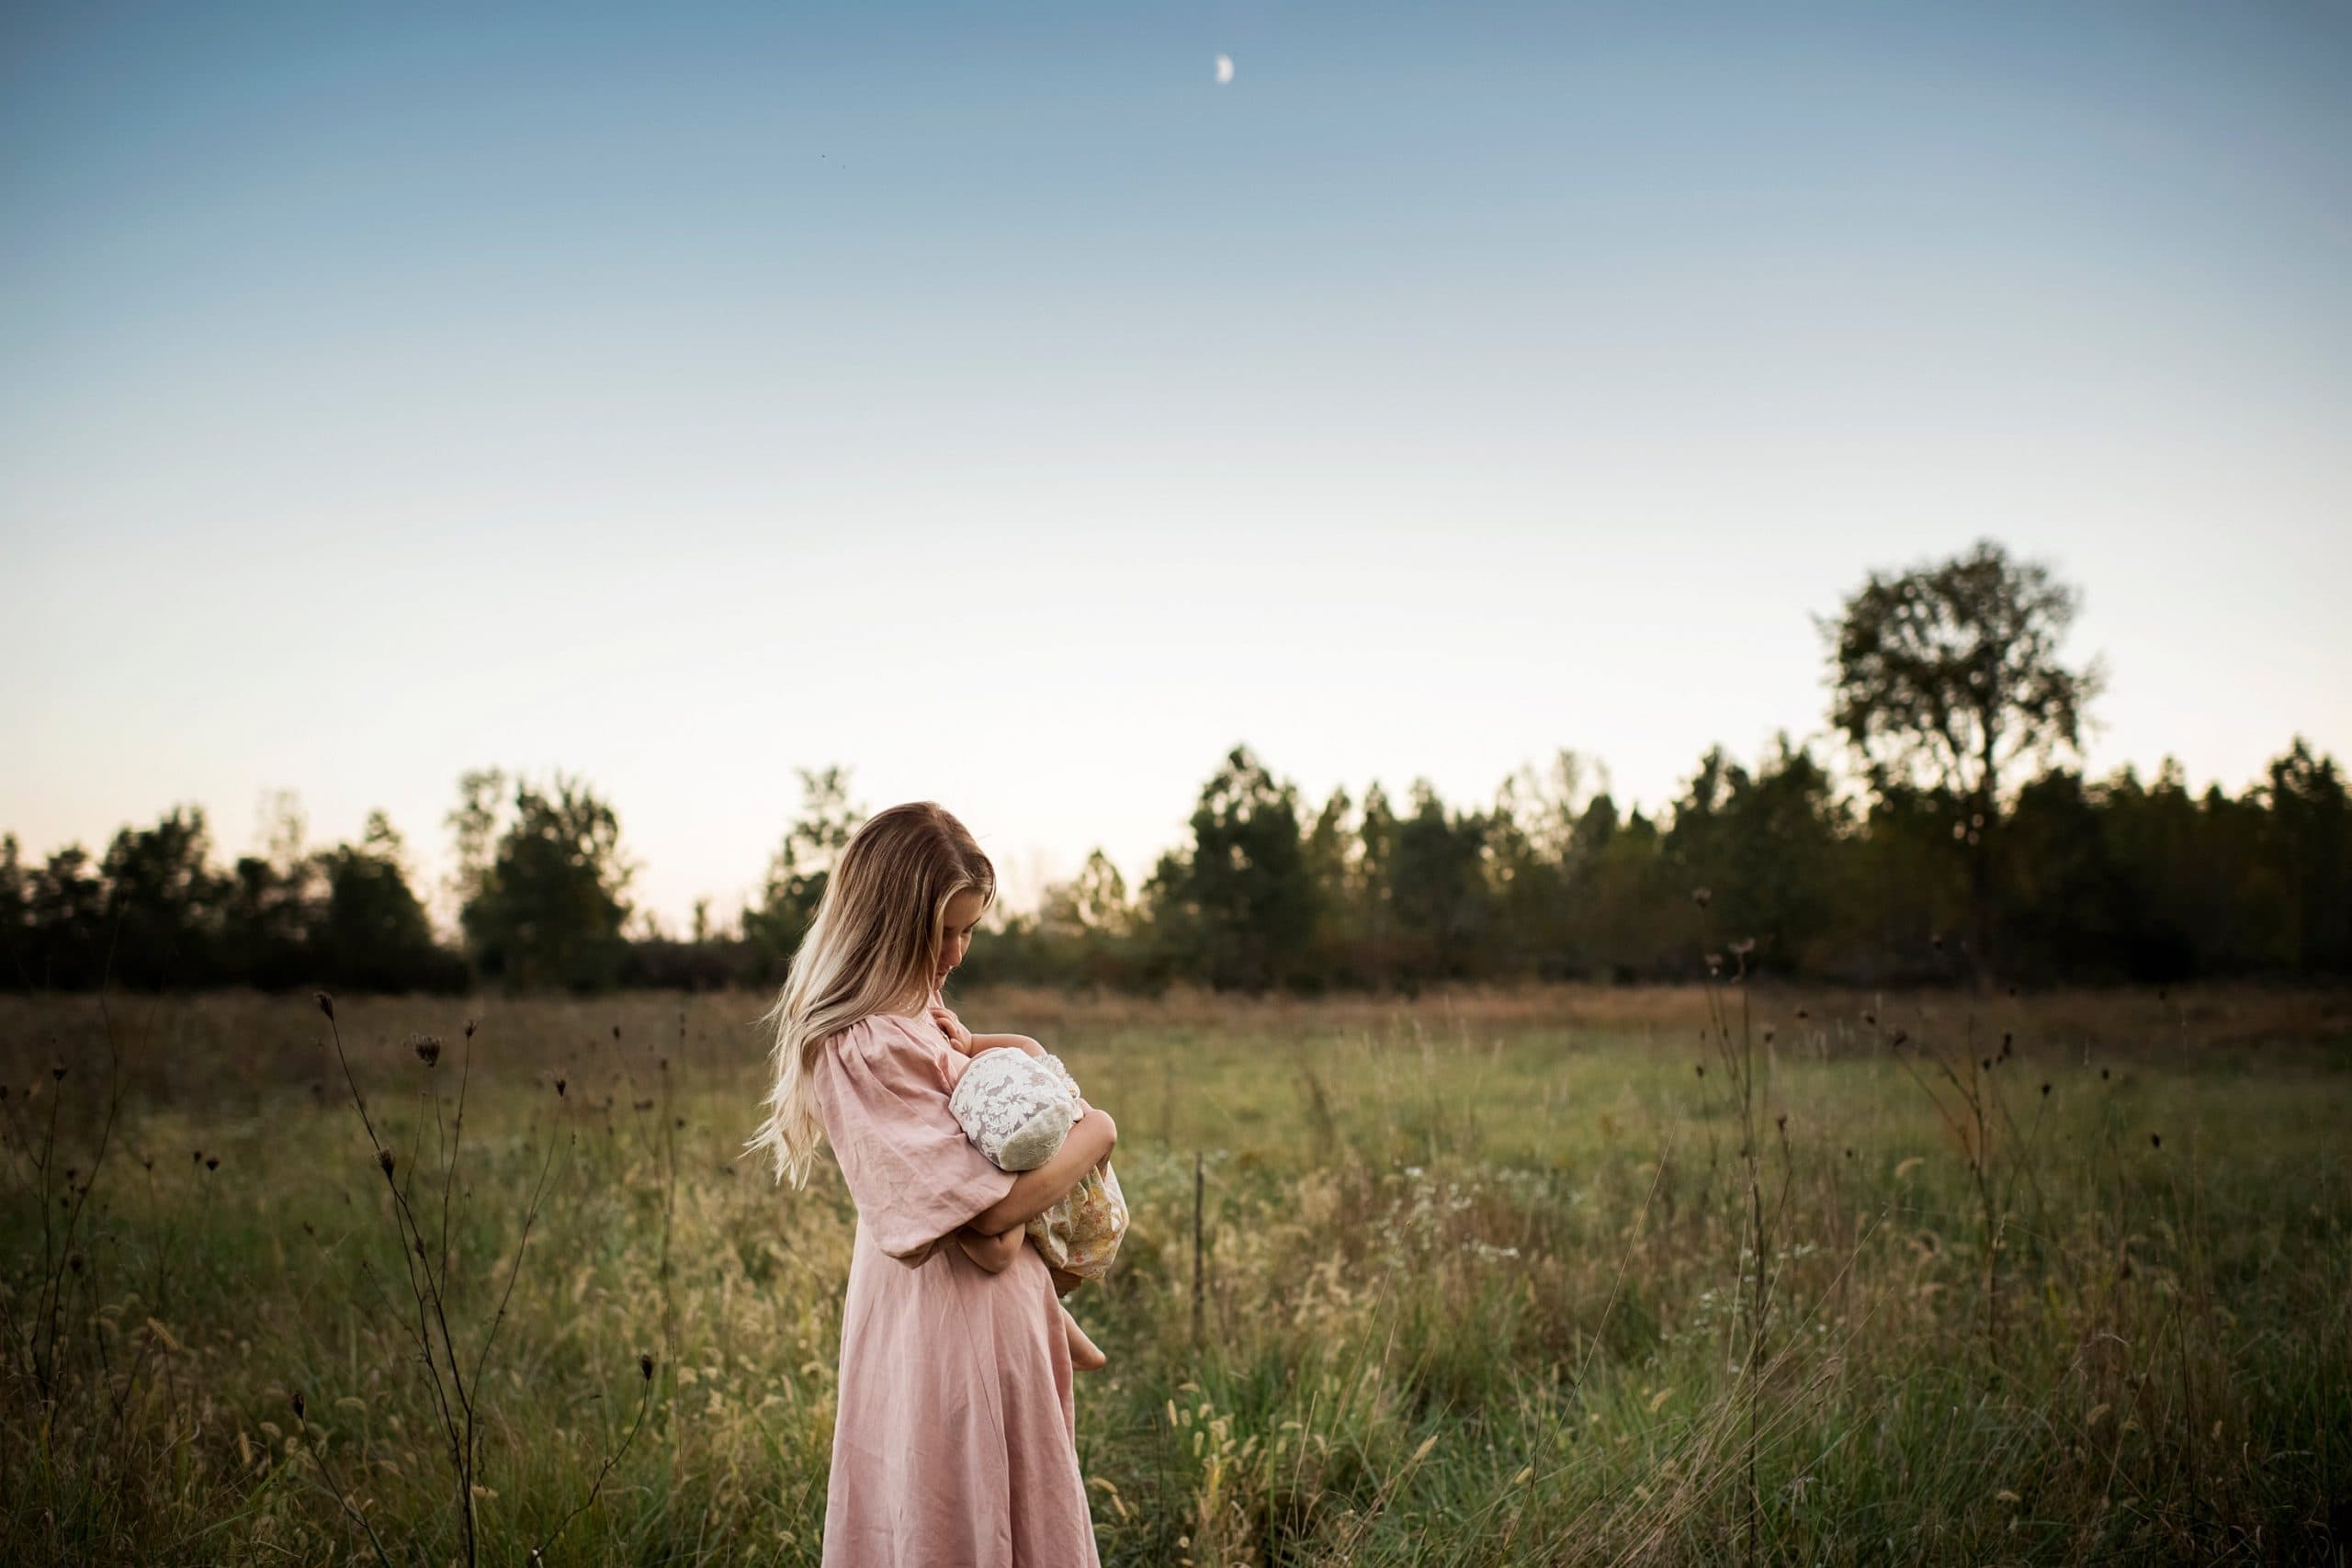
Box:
[742,801,1117,1568]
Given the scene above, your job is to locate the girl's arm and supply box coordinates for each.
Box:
[967,1106,1118,1235]
[966,1032,1044,1058]
[954,1223,1025,1273]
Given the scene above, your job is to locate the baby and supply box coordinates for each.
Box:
[930,995,1128,1371]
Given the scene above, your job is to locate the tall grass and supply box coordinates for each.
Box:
[1,983,2345,1563]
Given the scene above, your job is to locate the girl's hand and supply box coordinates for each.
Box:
[929,1003,974,1053]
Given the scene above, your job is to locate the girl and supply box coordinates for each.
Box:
[743,801,1114,1568]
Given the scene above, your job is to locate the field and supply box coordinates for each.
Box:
[3,982,2347,1565]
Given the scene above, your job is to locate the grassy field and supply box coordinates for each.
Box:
[3,982,2346,1565]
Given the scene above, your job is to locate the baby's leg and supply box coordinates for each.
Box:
[1021,1230,1107,1370]
[1060,1301,1107,1371]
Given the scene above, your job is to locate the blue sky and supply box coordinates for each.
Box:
[5,0,2348,931]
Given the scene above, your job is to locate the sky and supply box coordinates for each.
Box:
[5,0,2349,934]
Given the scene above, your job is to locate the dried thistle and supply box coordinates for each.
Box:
[411,1033,444,1067]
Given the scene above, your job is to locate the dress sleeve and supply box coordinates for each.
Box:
[811,1015,1019,1265]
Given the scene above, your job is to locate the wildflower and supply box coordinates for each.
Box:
[411,1033,443,1067]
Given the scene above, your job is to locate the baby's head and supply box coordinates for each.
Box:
[748,801,995,1187]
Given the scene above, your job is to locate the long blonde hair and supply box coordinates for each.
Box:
[741,801,997,1189]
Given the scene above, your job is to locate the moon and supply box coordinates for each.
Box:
[1215,53,1234,85]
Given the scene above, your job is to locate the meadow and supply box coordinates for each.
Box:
[2,981,2346,1565]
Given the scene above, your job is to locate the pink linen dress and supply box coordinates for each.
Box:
[809,1010,1102,1568]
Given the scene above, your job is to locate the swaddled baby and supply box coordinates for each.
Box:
[930,997,1128,1370]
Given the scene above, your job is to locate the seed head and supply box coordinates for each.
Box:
[205,1156,218,1171]
[2150,1133,2162,1149]
[290,1389,305,1423]
[2040,1082,2051,1097]
[313,991,335,1021]
[51,1062,66,1082]
[1691,887,1712,909]
[411,1033,443,1067]
[68,1250,84,1272]
[555,1075,568,1099]
[378,1148,395,1175]
[464,1019,478,1039]
[639,1352,655,1382]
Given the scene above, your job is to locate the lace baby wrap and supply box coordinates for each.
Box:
[948,1048,1128,1280]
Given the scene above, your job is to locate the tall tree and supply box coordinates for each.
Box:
[317,812,456,992]
[100,806,226,987]
[741,765,865,971]
[1149,746,1316,990]
[1822,538,2104,982]
[456,773,635,990]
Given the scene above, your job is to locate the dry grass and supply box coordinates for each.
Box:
[2,982,2346,1564]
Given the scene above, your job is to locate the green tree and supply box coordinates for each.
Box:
[317,812,457,992]
[100,806,227,987]
[742,766,864,972]
[1147,745,1316,990]
[1666,736,1849,974]
[1385,780,1494,981]
[1823,538,2105,983]
[2262,738,2352,974]
[455,773,635,991]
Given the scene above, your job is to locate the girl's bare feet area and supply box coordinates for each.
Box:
[1060,1303,1108,1371]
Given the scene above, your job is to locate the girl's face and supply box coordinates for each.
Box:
[934,887,985,988]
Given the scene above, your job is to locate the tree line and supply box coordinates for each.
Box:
[6,542,2346,994]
